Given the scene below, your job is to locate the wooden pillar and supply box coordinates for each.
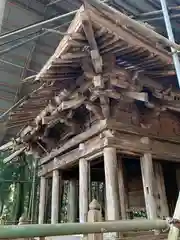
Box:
[104,147,120,220]
[79,158,89,223]
[117,156,128,219]
[87,199,103,240]
[154,161,169,218]
[38,177,46,224]
[68,179,77,222]
[140,153,157,219]
[51,169,60,224]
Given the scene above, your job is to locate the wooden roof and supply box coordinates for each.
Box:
[3,2,180,158]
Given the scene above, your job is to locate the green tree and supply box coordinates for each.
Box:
[0,152,39,223]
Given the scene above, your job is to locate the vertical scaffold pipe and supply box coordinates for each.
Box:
[160,0,180,87]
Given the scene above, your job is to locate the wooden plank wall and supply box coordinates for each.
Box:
[111,101,180,138]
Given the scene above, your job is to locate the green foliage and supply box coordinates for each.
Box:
[133,210,147,218]
[0,151,20,219]
[0,152,39,223]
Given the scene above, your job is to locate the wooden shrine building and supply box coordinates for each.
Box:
[4,0,180,225]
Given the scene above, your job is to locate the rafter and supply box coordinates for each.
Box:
[80,11,102,73]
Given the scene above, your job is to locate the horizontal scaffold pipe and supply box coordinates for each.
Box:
[138,6,180,18]
[0,220,169,239]
[0,10,77,40]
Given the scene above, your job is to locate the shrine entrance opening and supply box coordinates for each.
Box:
[163,162,179,216]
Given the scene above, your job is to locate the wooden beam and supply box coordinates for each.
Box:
[81,57,95,78]
[40,120,107,165]
[60,96,86,111]
[106,134,180,161]
[123,91,148,102]
[0,138,20,151]
[20,76,92,141]
[61,52,88,60]
[39,128,180,176]
[79,158,89,222]
[39,136,105,176]
[91,88,148,102]
[104,147,120,220]
[99,95,110,119]
[137,73,164,92]
[38,177,46,224]
[140,153,157,219]
[105,119,180,144]
[93,75,104,88]
[110,77,129,89]
[81,11,102,73]
[85,101,104,119]
[3,147,26,164]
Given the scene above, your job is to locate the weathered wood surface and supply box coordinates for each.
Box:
[154,162,169,218]
[140,153,157,219]
[117,156,128,220]
[5,2,180,162]
[68,179,77,222]
[87,199,103,240]
[39,118,180,173]
[38,177,46,224]
[79,159,89,223]
[89,7,171,62]
[104,147,120,220]
[38,135,106,176]
[106,120,180,144]
[39,129,180,176]
[106,133,180,161]
[40,120,107,165]
[51,169,60,224]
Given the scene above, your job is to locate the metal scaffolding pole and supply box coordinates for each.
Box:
[138,6,180,18]
[0,0,6,31]
[160,0,180,87]
[47,0,64,6]
[0,10,77,40]
[0,31,44,56]
[0,21,71,56]
[0,220,169,238]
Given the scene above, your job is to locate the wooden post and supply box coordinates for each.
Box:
[154,161,169,218]
[140,153,157,219]
[38,176,46,224]
[87,199,103,240]
[168,192,180,240]
[68,179,77,222]
[104,147,120,220]
[51,169,60,224]
[18,215,27,225]
[79,158,89,223]
[117,156,128,219]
